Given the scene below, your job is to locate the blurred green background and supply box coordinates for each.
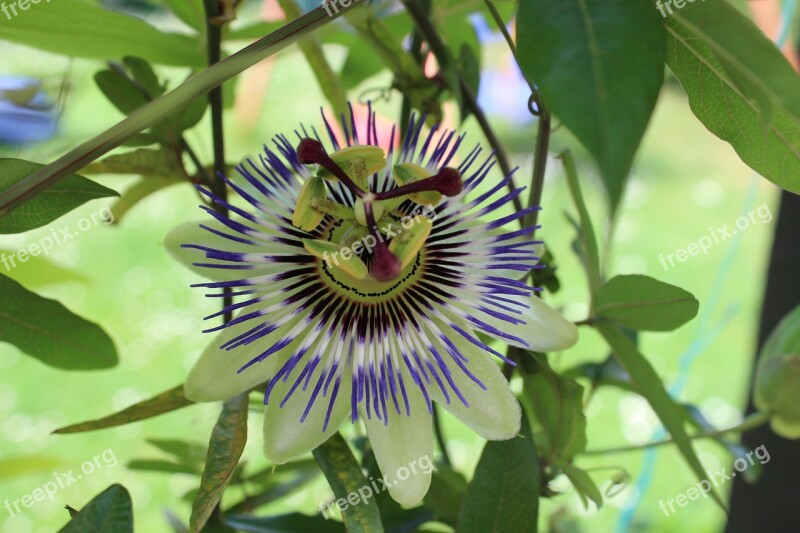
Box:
[0,8,778,532]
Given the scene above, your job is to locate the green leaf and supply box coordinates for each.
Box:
[670,1,800,127]
[147,438,207,465]
[83,148,184,178]
[594,275,699,331]
[517,0,665,211]
[0,159,117,234]
[111,177,185,223]
[563,355,635,394]
[759,303,800,361]
[127,459,200,475]
[423,468,467,528]
[227,464,319,514]
[95,69,151,116]
[224,513,345,533]
[0,5,358,215]
[522,356,587,463]
[313,433,384,533]
[123,57,164,98]
[54,384,193,434]
[754,305,800,438]
[559,464,602,510]
[0,0,202,66]
[191,394,249,533]
[457,413,539,533]
[682,405,763,483]
[59,484,133,533]
[596,322,726,509]
[0,274,117,370]
[346,9,443,124]
[340,36,386,89]
[163,0,206,32]
[666,2,800,195]
[95,71,207,140]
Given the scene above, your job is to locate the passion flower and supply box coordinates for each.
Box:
[166,106,578,505]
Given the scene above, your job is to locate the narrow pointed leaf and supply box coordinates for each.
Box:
[559,463,602,510]
[0,4,359,215]
[560,151,602,295]
[517,0,665,211]
[0,274,117,370]
[593,275,699,331]
[596,322,726,510]
[54,384,193,434]
[522,357,587,463]
[666,1,800,195]
[59,484,133,533]
[190,393,249,533]
[312,433,384,533]
[0,159,117,234]
[457,413,539,533]
[0,0,202,66]
[224,513,345,533]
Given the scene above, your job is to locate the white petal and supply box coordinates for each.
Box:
[164,220,297,281]
[263,363,352,464]
[165,221,247,281]
[184,315,301,402]
[427,319,521,440]
[480,294,578,352]
[361,383,433,506]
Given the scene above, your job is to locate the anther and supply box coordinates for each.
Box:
[296,138,365,198]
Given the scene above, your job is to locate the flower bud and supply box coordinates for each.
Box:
[755,354,800,439]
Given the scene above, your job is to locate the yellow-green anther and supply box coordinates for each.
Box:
[348,158,368,191]
[388,215,432,269]
[292,176,327,231]
[310,197,356,222]
[354,197,385,227]
[316,145,387,187]
[303,238,369,280]
[394,162,442,206]
[341,225,369,248]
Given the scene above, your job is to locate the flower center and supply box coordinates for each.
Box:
[295,138,462,283]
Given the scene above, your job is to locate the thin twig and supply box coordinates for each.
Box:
[582,411,771,456]
[204,0,232,323]
[401,0,523,214]
[433,405,452,467]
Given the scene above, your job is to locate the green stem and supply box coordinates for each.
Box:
[582,411,771,456]
[399,0,429,139]
[483,0,518,61]
[277,0,348,118]
[0,4,359,216]
[203,0,231,323]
